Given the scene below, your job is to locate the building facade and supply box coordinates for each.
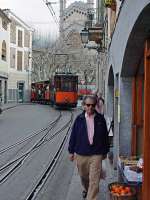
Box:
[0,9,11,104]
[104,1,150,199]
[62,1,97,86]
[63,1,88,37]
[94,0,122,96]
[4,9,32,103]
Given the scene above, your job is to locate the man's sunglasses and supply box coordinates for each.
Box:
[86,104,95,107]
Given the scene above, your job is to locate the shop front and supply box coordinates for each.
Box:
[0,73,8,104]
[106,1,150,200]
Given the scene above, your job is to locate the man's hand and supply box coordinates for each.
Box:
[69,154,75,161]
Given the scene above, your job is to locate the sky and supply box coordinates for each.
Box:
[0,0,88,41]
[0,0,61,39]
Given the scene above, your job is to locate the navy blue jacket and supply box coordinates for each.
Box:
[68,111,109,156]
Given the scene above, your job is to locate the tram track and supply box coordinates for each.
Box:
[25,111,74,200]
[0,111,61,155]
[0,112,62,183]
[0,110,74,196]
[0,110,62,166]
[0,112,62,179]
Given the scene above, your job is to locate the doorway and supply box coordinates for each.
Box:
[17,82,24,103]
[4,81,7,103]
[142,38,150,200]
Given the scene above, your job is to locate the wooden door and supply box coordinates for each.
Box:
[142,39,150,200]
[131,76,144,156]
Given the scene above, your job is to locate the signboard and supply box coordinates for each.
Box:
[88,27,103,43]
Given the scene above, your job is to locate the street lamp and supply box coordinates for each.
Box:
[80,26,104,92]
[80,27,89,45]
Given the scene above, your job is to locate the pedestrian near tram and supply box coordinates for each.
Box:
[94,91,105,116]
[68,95,109,200]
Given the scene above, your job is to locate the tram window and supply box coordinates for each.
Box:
[62,79,77,91]
[55,77,61,91]
[54,76,78,91]
[72,80,78,91]
[61,81,69,91]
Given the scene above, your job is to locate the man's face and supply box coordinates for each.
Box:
[84,98,96,115]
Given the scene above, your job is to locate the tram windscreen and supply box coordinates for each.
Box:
[55,76,78,91]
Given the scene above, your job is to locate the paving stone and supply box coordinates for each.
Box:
[66,158,117,200]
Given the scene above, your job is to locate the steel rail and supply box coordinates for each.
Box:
[25,111,74,200]
[0,111,61,155]
[0,113,62,173]
[0,111,73,185]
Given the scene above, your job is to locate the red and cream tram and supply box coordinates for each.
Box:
[31,73,78,108]
[53,73,78,108]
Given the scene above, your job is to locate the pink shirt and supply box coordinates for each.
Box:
[85,113,95,145]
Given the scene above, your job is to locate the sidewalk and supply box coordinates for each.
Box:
[1,103,18,110]
[66,158,117,200]
[1,102,31,111]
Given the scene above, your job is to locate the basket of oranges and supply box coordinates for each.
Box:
[108,182,136,200]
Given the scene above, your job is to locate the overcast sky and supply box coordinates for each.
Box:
[0,0,61,38]
[0,0,88,40]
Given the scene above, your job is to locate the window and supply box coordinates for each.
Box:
[2,19,7,30]
[2,40,7,61]
[17,51,23,71]
[54,76,78,92]
[55,77,61,91]
[18,30,23,47]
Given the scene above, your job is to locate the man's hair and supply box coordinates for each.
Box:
[82,95,97,105]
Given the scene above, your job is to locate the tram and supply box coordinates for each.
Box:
[31,81,51,104]
[31,72,78,108]
[53,73,78,108]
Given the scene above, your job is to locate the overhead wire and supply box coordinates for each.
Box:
[42,0,59,25]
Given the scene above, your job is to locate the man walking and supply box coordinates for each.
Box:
[68,95,109,200]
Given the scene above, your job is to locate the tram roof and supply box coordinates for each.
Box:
[54,72,77,77]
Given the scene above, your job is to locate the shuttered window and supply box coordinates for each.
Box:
[17,51,22,71]
[2,40,6,61]
[2,19,7,30]
[18,30,23,47]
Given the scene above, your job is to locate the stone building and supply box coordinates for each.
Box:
[59,0,97,86]
[63,1,88,37]
[3,9,33,103]
[0,9,11,104]
[93,0,122,96]
[32,1,97,89]
[104,1,150,199]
